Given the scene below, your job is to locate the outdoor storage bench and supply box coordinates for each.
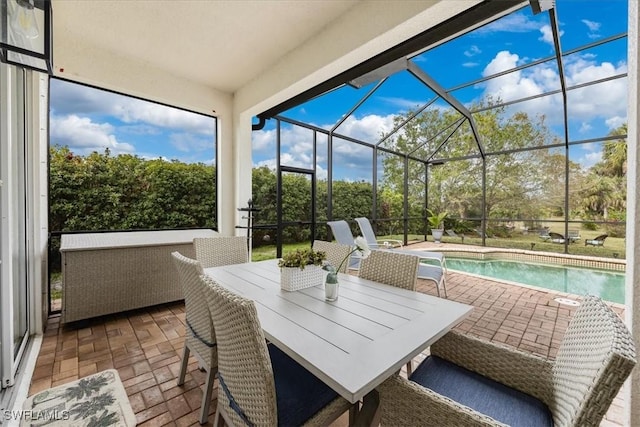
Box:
[60,229,218,323]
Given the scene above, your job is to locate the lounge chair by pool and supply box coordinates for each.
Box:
[538,228,551,241]
[585,234,608,247]
[549,232,565,244]
[568,229,581,242]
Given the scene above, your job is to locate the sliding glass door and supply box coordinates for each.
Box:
[0,63,30,390]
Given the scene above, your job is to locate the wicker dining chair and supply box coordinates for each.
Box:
[359,249,420,291]
[359,249,420,374]
[171,252,217,424]
[201,275,353,427]
[193,236,248,268]
[377,295,637,427]
[312,240,352,273]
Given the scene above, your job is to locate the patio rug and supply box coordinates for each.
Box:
[21,369,136,426]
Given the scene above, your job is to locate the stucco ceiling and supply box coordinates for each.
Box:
[52,0,359,93]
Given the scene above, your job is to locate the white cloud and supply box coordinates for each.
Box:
[335,114,396,143]
[581,19,601,32]
[477,50,627,131]
[480,51,550,106]
[538,24,563,46]
[464,45,481,57]
[170,132,215,156]
[565,58,627,85]
[573,143,603,169]
[253,156,328,180]
[563,59,627,123]
[463,62,479,68]
[605,116,626,131]
[377,96,425,110]
[118,124,162,136]
[579,151,602,169]
[252,124,321,170]
[51,79,216,135]
[252,128,275,151]
[482,51,521,76]
[114,100,215,135]
[50,115,135,155]
[579,122,592,133]
[255,157,276,170]
[50,79,118,115]
[477,13,541,34]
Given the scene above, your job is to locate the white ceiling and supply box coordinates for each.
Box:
[52,0,360,93]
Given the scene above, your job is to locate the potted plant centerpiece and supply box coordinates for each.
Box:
[278,248,327,291]
[322,236,371,301]
[427,209,448,244]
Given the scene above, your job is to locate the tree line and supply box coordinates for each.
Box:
[50,146,216,233]
[50,102,626,244]
[380,98,626,234]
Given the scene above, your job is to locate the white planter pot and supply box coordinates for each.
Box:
[431,228,444,243]
[280,265,324,291]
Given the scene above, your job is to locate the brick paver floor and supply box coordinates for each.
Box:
[29,263,626,426]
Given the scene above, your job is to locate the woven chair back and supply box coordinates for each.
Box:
[312,240,352,274]
[193,236,248,268]
[201,275,277,426]
[171,252,217,366]
[359,250,419,291]
[551,295,636,426]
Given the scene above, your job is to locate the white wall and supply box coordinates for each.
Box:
[27,73,49,335]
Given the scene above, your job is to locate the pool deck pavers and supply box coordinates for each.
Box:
[29,243,626,426]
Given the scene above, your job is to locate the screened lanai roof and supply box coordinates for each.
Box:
[254,0,627,167]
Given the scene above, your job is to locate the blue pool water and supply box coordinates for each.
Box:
[446,258,625,304]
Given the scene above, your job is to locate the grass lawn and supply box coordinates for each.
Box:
[252,234,427,262]
[253,230,625,261]
[439,229,625,259]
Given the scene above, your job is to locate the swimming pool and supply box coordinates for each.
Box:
[446,257,625,304]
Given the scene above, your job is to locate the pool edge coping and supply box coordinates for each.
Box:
[411,247,626,272]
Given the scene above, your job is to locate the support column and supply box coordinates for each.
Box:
[626,1,640,425]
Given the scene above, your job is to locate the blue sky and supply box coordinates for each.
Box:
[50,0,627,180]
[49,79,217,164]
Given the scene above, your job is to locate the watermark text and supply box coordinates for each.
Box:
[2,409,70,421]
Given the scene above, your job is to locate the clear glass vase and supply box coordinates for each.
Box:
[325,272,339,301]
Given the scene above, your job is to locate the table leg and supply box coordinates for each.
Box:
[353,390,380,427]
[349,401,360,426]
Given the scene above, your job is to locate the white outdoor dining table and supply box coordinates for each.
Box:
[204,259,473,422]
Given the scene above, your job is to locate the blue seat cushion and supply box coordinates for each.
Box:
[268,344,340,426]
[409,355,553,427]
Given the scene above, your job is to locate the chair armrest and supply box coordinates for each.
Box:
[431,331,554,404]
[378,375,508,427]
